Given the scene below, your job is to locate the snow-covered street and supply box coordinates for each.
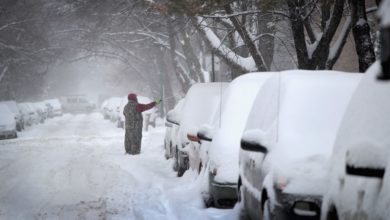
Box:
[0,113,237,220]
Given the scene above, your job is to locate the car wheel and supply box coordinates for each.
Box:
[237,177,242,202]
[327,205,339,220]
[204,195,214,208]
[177,165,186,177]
[173,147,179,171]
[262,199,271,220]
[177,156,189,177]
[238,178,249,220]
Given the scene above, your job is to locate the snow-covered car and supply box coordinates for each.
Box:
[23,102,40,125]
[176,83,227,177]
[164,99,184,162]
[103,97,122,122]
[238,71,361,220]
[18,103,33,126]
[2,101,24,131]
[44,99,63,117]
[33,102,48,123]
[199,73,273,208]
[116,97,128,127]
[61,95,96,113]
[117,96,158,131]
[0,103,17,139]
[321,63,390,220]
[101,99,110,119]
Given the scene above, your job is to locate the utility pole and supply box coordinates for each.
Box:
[211,50,215,82]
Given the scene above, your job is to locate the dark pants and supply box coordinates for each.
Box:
[124,127,142,154]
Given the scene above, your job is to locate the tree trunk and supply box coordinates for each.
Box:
[224,3,267,71]
[167,16,192,93]
[350,0,376,72]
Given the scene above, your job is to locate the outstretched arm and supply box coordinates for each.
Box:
[135,101,156,113]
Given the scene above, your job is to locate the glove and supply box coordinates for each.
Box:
[155,99,162,105]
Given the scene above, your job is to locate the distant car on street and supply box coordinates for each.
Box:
[61,95,96,113]
[0,103,17,140]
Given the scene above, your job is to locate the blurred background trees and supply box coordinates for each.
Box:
[0,0,381,112]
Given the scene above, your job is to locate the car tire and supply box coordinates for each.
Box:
[238,179,249,220]
[173,147,179,171]
[326,205,339,220]
[177,166,186,177]
[177,156,188,177]
[237,177,242,202]
[262,200,271,220]
[204,195,214,208]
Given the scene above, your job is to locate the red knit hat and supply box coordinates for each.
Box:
[128,93,137,101]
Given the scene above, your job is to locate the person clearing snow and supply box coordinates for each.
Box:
[123,93,161,154]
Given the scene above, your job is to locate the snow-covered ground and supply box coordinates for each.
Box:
[0,113,238,220]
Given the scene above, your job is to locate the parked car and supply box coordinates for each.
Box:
[116,97,128,127]
[18,103,32,127]
[321,63,390,220]
[176,83,227,177]
[239,71,361,220]
[101,99,110,119]
[2,101,24,131]
[0,103,17,139]
[165,99,184,162]
[44,99,63,117]
[102,97,122,122]
[24,102,40,125]
[198,73,273,208]
[33,102,48,123]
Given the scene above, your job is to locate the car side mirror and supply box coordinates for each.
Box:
[240,138,268,154]
[167,115,180,125]
[345,144,387,178]
[166,113,180,126]
[187,132,200,143]
[240,130,269,154]
[197,124,213,142]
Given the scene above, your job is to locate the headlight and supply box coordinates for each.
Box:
[211,168,217,176]
[275,176,289,190]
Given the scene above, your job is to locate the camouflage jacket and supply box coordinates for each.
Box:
[123,100,156,129]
